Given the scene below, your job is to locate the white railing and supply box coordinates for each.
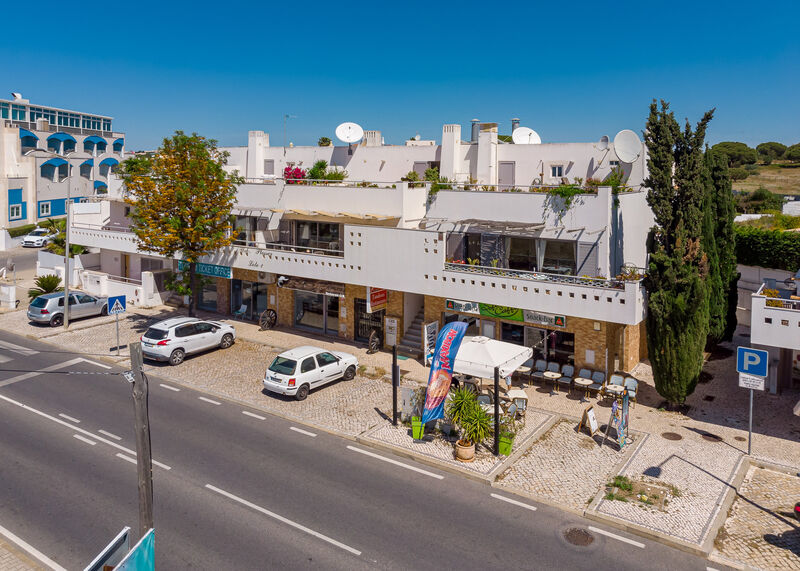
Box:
[443,262,632,290]
[754,283,800,311]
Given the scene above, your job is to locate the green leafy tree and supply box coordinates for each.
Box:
[118,131,242,316]
[28,274,63,300]
[643,101,713,407]
[711,142,757,167]
[756,142,787,163]
[735,187,784,213]
[43,218,88,257]
[785,143,800,163]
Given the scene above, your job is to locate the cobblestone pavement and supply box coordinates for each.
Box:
[496,420,632,511]
[363,409,552,476]
[0,537,43,570]
[713,466,800,570]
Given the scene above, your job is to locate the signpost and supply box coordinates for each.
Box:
[736,346,769,455]
[108,295,127,356]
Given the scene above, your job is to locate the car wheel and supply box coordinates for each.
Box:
[343,365,356,381]
[220,333,234,349]
[50,314,63,327]
[295,384,309,401]
[100,305,108,316]
[169,349,185,366]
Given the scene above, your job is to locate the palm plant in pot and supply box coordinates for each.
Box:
[447,387,492,462]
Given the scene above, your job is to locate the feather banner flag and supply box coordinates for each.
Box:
[420,322,467,425]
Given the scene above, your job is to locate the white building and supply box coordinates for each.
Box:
[69,120,654,374]
[0,93,125,232]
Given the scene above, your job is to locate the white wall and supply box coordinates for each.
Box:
[615,191,654,270]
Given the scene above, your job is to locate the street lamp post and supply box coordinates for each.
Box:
[63,163,71,329]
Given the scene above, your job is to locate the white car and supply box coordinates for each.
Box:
[22,228,53,248]
[141,317,236,365]
[263,346,358,401]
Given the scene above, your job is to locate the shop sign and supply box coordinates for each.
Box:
[523,310,566,328]
[177,260,232,279]
[367,287,387,313]
[479,304,524,321]
[445,299,480,314]
[385,317,398,346]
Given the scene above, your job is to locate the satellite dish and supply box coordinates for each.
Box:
[335,122,364,144]
[613,129,642,163]
[596,135,609,151]
[511,127,541,145]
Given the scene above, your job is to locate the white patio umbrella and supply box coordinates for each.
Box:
[453,336,533,379]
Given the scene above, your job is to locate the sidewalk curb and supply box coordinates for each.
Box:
[699,454,750,555]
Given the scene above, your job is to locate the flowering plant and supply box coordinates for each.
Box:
[284,166,306,184]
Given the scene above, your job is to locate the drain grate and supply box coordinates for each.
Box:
[563,528,594,546]
[701,432,723,442]
[661,431,683,441]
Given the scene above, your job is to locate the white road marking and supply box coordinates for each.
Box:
[205,484,361,556]
[0,394,174,471]
[0,355,13,364]
[0,339,39,356]
[290,426,316,437]
[198,397,221,405]
[588,526,645,548]
[707,567,721,571]
[0,522,67,571]
[58,413,80,424]
[98,429,122,441]
[242,411,266,420]
[346,446,444,479]
[0,357,111,388]
[490,493,537,511]
[116,453,137,465]
[160,383,180,392]
[151,458,172,471]
[73,434,96,445]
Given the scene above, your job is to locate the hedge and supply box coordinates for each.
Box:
[7,224,38,238]
[735,225,800,271]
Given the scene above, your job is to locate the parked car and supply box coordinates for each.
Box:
[263,346,358,401]
[27,291,109,327]
[22,228,53,248]
[141,317,236,365]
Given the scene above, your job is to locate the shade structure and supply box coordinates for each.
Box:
[81,158,94,167]
[113,137,124,146]
[84,135,106,144]
[99,157,119,167]
[94,180,108,189]
[41,158,68,168]
[19,128,38,140]
[47,132,76,143]
[453,336,533,379]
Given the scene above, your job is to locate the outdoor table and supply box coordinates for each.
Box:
[506,388,529,410]
[605,384,624,401]
[480,403,495,416]
[543,371,562,395]
[574,377,593,403]
[515,365,532,387]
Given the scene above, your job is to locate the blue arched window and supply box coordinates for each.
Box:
[46,132,77,155]
[19,128,38,152]
[40,158,69,182]
[113,138,124,154]
[83,135,106,155]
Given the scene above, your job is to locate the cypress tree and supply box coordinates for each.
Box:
[643,101,714,406]
[703,150,725,345]
[707,150,739,341]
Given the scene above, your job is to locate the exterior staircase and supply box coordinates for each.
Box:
[164,293,184,308]
[397,309,425,359]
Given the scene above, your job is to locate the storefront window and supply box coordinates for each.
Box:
[326,296,339,335]
[231,279,269,321]
[443,312,480,335]
[198,281,217,312]
[501,322,524,345]
[295,291,325,332]
[355,298,383,342]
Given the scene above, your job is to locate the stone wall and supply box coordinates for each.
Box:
[215,277,231,315]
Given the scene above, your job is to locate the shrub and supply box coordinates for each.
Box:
[28,274,63,300]
[7,224,37,238]
[307,160,328,181]
[317,136,331,147]
[734,225,800,270]
[283,166,306,184]
[729,167,750,181]
[735,187,783,213]
[785,143,800,163]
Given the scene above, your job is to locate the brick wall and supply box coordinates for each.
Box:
[215,277,231,315]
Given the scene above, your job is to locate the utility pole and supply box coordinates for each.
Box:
[129,342,154,539]
[63,164,71,329]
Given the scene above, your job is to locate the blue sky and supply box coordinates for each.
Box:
[2,0,797,150]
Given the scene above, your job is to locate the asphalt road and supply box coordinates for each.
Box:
[2,244,39,276]
[0,329,729,570]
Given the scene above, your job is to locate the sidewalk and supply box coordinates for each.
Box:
[0,534,49,571]
[3,299,799,566]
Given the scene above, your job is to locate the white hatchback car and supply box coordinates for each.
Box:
[22,228,53,248]
[263,346,358,401]
[141,317,236,365]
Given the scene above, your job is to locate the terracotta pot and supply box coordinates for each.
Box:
[455,440,475,462]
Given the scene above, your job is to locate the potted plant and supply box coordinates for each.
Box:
[498,418,517,456]
[410,386,427,440]
[446,387,492,462]
[412,416,424,440]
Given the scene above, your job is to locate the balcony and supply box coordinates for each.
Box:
[750,284,800,350]
[443,262,628,290]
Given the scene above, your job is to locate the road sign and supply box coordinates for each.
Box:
[739,373,765,391]
[736,346,768,377]
[108,295,127,315]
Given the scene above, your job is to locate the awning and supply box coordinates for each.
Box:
[278,277,345,298]
[84,135,106,145]
[423,217,546,234]
[94,180,108,189]
[41,158,68,168]
[99,157,119,167]
[47,132,77,143]
[19,128,38,140]
[113,137,124,147]
[453,336,533,379]
[81,159,94,167]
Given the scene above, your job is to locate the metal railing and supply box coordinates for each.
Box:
[232,240,344,257]
[72,222,133,233]
[242,177,401,189]
[443,262,634,290]
[107,274,142,285]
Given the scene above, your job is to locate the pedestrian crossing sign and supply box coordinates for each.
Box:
[108,295,126,315]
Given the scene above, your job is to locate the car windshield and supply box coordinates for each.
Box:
[143,327,168,340]
[29,229,47,236]
[268,356,297,375]
[30,297,48,308]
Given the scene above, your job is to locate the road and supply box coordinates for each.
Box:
[0,330,728,570]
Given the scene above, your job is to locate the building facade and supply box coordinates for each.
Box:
[69,120,654,375]
[0,94,125,230]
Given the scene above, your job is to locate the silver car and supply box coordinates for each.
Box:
[27,291,109,327]
[22,228,53,248]
[140,317,236,365]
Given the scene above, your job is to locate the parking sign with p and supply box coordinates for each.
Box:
[736,346,768,378]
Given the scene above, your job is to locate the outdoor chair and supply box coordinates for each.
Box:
[477,394,492,406]
[531,359,548,383]
[577,368,592,381]
[232,304,247,320]
[624,377,639,407]
[589,371,606,398]
[607,374,625,400]
[504,402,518,421]
[545,361,561,392]
[558,364,575,393]
[511,395,527,420]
